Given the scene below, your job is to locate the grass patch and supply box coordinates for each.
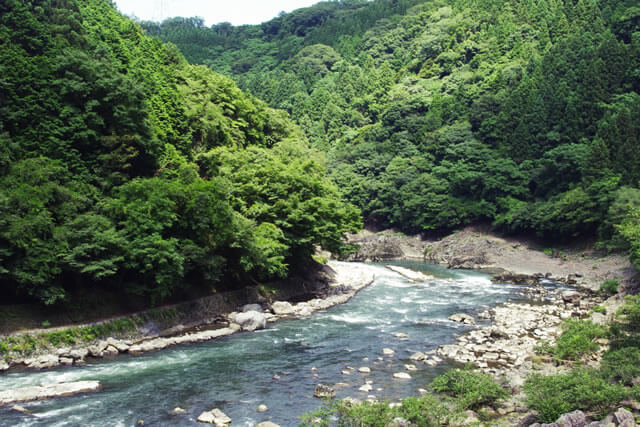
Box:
[430,367,509,410]
[590,305,607,314]
[0,316,142,358]
[538,319,608,361]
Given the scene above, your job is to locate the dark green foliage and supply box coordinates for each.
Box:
[539,319,608,361]
[524,369,629,423]
[149,0,640,265]
[600,347,640,386]
[430,367,509,410]
[0,0,361,306]
[600,279,620,295]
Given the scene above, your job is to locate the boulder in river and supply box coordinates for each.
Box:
[314,384,336,398]
[197,408,231,425]
[0,381,103,406]
[232,311,267,332]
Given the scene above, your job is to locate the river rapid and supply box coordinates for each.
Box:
[0,261,540,426]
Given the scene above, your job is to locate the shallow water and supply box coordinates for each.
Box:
[0,261,534,426]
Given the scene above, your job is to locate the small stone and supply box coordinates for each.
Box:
[393,333,408,338]
[257,404,268,412]
[417,388,428,395]
[341,370,352,375]
[256,422,280,427]
[404,364,417,371]
[393,372,411,379]
[382,348,395,356]
[358,367,370,374]
[172,407,187,415]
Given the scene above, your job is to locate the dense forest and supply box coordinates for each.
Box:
[145,0,640,268]
[0,0,361,306]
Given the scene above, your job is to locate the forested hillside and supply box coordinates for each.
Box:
[0,0,360,306]
[146,0,640,267]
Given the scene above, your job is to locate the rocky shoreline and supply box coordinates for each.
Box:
[0,261,375,376]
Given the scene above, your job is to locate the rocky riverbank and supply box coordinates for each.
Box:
[0,261,375,375]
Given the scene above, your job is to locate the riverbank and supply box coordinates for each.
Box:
[0,261,375,376]
[347,226,636,292]
[342,228,638,425]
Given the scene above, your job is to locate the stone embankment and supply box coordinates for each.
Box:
[0,261,375,374]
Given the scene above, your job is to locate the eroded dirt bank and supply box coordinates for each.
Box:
[347,226,637,292]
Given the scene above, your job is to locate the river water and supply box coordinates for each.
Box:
[0,261,537,426]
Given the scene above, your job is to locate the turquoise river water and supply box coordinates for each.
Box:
[0,261,544,426]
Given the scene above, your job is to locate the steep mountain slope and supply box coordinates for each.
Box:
[0,0,360,306]
[146,0,640,266]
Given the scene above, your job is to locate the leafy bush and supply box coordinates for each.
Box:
[430,367,508,410]
[591,305,606,314]
[600,279,619,295]
[544,319,608,361]
[524,369,629,423]
[600,347,640,386]
[322,394,453,427]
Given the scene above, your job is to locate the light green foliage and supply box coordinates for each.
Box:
[430,367,508,410]
[301,393,454,426]
[524,369,629,423]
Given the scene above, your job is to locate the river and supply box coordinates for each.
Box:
[0,261,539,426]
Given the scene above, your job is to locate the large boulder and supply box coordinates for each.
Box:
[271,301,295,316]
[232,311,266,332]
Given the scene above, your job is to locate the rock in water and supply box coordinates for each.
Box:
[393,372,411,379]
[382,348,395,355]
[257,404,268,412]
[197,408,231,425]
[358,367,371,373]
[256,423,280,427]
[232,311,267,331]
[314,384,336,398]
[171,407,187,415]
[0,381,103,405]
